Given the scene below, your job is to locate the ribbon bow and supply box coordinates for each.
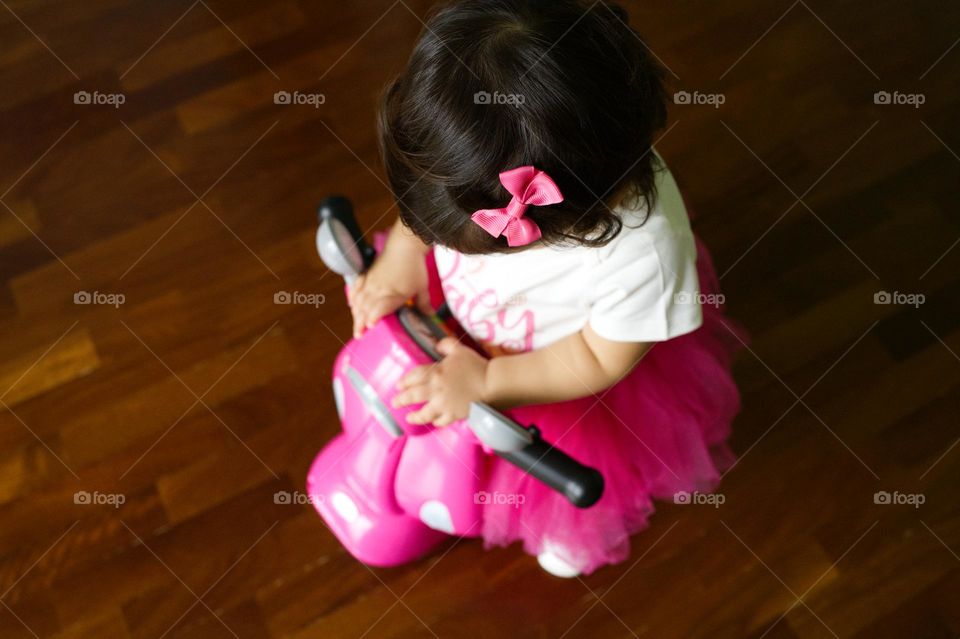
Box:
[470,166,564,247]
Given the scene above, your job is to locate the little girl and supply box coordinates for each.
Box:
[348,0,743,577]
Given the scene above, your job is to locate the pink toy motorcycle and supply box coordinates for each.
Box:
[306,196,603,567]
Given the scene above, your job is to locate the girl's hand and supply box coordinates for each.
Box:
[392,338,489,426]
[348,246,430,338]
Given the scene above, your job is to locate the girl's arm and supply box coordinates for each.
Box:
[485,324,652,407]
[383,216,432,256]
[394,325,652,426]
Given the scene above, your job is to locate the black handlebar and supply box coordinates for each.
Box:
[497,426,604,508]
[318,195,376,270]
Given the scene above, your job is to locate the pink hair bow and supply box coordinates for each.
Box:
[471,166,564,247]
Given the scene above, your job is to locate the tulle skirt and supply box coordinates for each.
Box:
[479,237,745,574]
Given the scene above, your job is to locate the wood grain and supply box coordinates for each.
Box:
[0,0,958,637]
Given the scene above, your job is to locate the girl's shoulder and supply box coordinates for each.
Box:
[591,158,694,268]
[587,159,703,342]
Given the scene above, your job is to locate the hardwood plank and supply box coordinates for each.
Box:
[1,1,958,637]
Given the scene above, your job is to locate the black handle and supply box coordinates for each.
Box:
[497,426,604,508]
[317,195,376,270]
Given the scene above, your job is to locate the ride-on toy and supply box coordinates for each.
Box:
[306,196,604,567]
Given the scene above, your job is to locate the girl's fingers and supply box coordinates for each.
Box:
[368,292,411,329]
[350,287,367,337]
[352,301,367,337]
[346,275,365,304]
[365,297,395,328]
[433,413,455,427]
[391,385,429,408]
[398,364,432,390]
[406,404,438,425]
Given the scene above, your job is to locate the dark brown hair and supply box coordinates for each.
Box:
[378,0,668,254]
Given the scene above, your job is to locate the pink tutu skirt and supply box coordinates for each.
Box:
[479,237,745,574]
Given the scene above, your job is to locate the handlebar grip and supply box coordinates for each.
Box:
[317,195,375,270]
[497,427,604,508]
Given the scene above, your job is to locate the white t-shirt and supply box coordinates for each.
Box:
[434,158,702,354]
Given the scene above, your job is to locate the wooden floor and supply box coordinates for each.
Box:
[1,0,958,637]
